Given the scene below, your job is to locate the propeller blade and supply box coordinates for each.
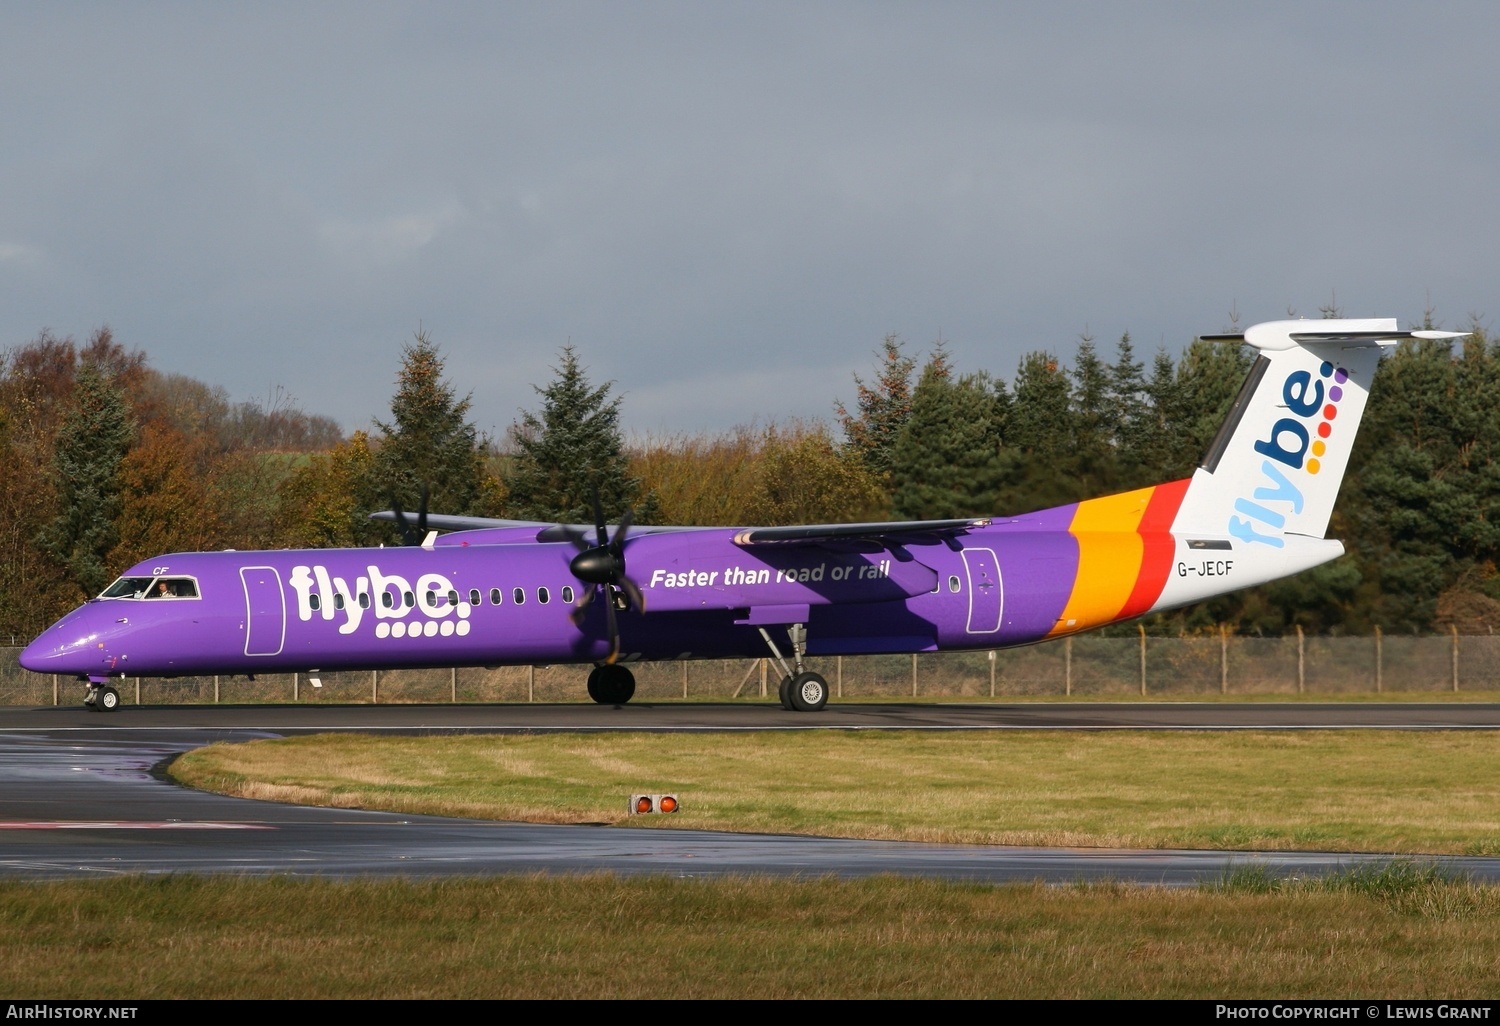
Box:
[568,585,595,628]
[617,575,645,614]
[589,487,608,550]
[558,524,591,551]
[387,483,433,546]
[389,495,416,545]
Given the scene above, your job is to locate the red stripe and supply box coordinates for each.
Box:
[1116,478,1191,619]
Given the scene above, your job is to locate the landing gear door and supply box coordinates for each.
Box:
[240,566,286,657]
[961,547,1003,634]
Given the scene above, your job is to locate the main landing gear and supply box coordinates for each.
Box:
[761,623,829,713]
[83,682,120,712]
[587,663,636,705]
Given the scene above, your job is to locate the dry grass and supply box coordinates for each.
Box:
[172,730,1500,854]
[4,873,1500,998]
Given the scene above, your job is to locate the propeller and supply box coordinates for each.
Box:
[562,489,643,663]
[389,484,431,546]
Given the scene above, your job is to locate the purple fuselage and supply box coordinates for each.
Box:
[20,514,1090,681]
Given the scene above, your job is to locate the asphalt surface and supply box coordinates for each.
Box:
[3,700,1499,884]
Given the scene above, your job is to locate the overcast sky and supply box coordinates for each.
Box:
[2,2,1496,440]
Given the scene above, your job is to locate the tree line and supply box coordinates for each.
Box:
[2,315,1496,640]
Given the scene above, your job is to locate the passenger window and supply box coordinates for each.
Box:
[469,589,481,606]
[382,592,394,609]
[562,586,575,604]
[448,590,459,607]
[538,587,550,604]
[490,588,502,605]
[948,576,961,593]
[404,591,415,608]
[334,594,344,610]
[425,589,436,607]
[309,594,321,610]
[360,593,371,609]
[513,587,525,605]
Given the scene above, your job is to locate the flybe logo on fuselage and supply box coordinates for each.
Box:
[288,564,473,639]
[1229,360,1349,548]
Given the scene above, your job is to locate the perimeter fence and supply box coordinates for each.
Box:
[2,628,1496,706]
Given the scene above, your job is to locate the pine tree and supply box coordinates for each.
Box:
[1067,333,1113,493]
[1133,347,1193,483]
[505,346,646,523]
[1174,337,1254,462]
[835,334,916,479]
[889,348,1004,519]
[371,331,498,525]
[36,364,133,596]
[1108,332,1151,486]
[999,350,1075,510]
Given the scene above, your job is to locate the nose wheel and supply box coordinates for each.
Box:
[84,685,120,712]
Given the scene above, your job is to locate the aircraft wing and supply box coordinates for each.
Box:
[732,517,990,546]
[372,510,990,545]
[368,512,551,531]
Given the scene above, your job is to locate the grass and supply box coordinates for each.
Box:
[172,729,1500,854]
[5,872,1500,998]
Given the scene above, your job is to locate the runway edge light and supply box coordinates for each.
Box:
[629,793,680,815]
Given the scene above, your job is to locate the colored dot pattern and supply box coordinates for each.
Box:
[1308,362,1348,474]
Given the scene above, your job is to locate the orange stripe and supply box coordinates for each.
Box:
[1117,478,1191,619]
[1047,486,1154,635]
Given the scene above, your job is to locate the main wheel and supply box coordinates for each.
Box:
[788,671,829,712]
[98,686,120,712]
[778,674,795,710]
[587,664,636,705]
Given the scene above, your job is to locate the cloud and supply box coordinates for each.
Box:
[1,4,1496,435]
[0,242,39,265]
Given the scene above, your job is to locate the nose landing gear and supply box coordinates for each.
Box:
[84,683,120,712]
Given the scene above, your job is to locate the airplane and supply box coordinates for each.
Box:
[20,318,1467,713]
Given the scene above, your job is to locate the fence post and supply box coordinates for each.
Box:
[372,669,378,704]
[528,665,535,702]
[1139,625,1147,696]
[293,672,299,702]
[52,674,57,707]
[1452,624,1460,692]
[451,666,457,703]
[1220,624,1229,695]
[911,653,918,697]
[682,660,689,699]
[134,677,140,705]
[1375,625,1382,694]
[760,658,767,698]
[989,650,996,698]
[1296,625,1305,694]
[1065,637,1073,697]
[214,675,219,703]
[837,655,843,699]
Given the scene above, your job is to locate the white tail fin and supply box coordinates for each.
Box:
[1171,318,1465,546]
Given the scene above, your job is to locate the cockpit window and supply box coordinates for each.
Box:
[99,576,200,600]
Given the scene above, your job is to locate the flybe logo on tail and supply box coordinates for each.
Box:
[1231,360,1349,548]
